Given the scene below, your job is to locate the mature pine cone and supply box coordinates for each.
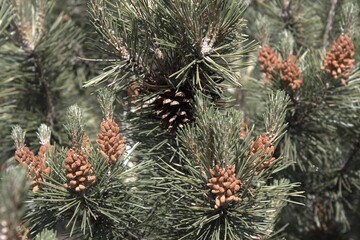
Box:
[279,55,303,91]
[321,34,355,85]
[152,89,193,132]
[96,118,125,165]
[247,134,275,175]
[258,45,281,81]
[207,164,242,209]
[64,149,96,192]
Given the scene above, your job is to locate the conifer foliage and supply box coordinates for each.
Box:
[1,0,360,239]
[86,0,256,132]
[243,1,360,238]
[0,0,90,165]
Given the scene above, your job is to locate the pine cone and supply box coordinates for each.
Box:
[15,146,37,167]
[38,144,52,164]
[15,146,49,192]
[207,164,242,209]
[279,55,303,90]
[96,118,125,165]
[153,89,193,132]
[247,134,275,175]
[64,149,96,192]
[321,34,355,85]
[258,45,281,81]
[28,155,50,192]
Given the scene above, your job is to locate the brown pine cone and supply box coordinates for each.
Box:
[321,34,355,85]
[15,146,50,192]
[64,149,96,192]
[247,134,275,175]
[152,89,193,132]
[207,164,242,209]
[15,146,36,167]
[279,55,303,90]
[96,118,125,165]
[258,45,281,82]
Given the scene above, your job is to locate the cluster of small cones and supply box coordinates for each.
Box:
[64,147,96,192]
[258,45,281,82]
[279,55,303,91]
[247,134,275,175]
[96,118,125,165]
[207,164,242,209]
[13,127,51,192]
[152,89,193,132]
[321,34,355,86]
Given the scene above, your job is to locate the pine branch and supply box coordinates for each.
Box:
[32,51,56,129]
[322,0,338,48]
[339,136,360,173]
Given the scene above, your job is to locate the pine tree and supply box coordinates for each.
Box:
[242,1,360,239]
[0,0,99,167]
[1,0,359,239]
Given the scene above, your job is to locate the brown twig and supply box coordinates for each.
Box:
[322,0,338,48]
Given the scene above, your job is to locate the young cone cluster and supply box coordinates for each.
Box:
[64,148,96,192]
[96,118,125,165]
[15,145,38,168]
[258,45,281,81]
[207,164,242,209]
[64,105,96,192]
[247,134,275,175]
[96,89,125,165]
[12,126,50,192]
[321,34,355,86]
[279,55,303,91]
[153,89,193,132]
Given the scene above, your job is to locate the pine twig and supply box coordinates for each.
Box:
[340,137,360,173]
[322,0,338,48]
[33,52,56,130]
